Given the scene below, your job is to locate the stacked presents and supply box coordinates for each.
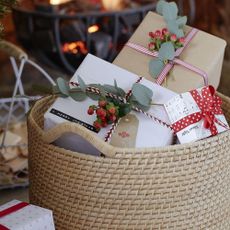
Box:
[44,0,229,153]
[3,1,230,228]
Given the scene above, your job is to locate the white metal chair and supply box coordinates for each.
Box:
[0,40,55,189]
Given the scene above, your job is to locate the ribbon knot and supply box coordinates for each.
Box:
[191,86,223,135]
[202,111,214,129]
[172,86,227,136]
[126,28,209,86]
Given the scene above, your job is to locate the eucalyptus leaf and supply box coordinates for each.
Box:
[78,76,87,92]
[133,83,153,98]
[111,80,125,96]
[149,59,165,78]
[88,84,106,97]
[167,20,185,38]
[132,83,153,107]
[56,78,70,97]
[118,103,132,117]
[176,16,187,27]
[167,20,179,34]
[86,92,101,101]
[70,91,87,101]
[162,2,178,21]
[156,0,166,15]
[103,85,118,94]
[132,101,150,112]
[114,79,118,89]
[175,28,185,38]
[97,85,107,97]
[88,83,101,88]
[158,42,175,61]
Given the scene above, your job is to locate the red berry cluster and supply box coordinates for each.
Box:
[148,28,185,51]
[87,99,119,131]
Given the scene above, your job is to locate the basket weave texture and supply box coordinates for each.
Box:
[28,95,230,230]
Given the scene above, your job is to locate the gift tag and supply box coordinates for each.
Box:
[110,114,139,148]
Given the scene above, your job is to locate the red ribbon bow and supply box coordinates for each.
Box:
[172,86,224,136]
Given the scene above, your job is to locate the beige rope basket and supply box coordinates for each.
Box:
[28,94,230,230]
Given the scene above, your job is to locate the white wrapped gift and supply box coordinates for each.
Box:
[164,85,229,144]
[0,200,55,230]
[44,54,177,156]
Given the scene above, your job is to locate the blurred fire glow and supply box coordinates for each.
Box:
[88,25,99,33]
[49,0,71,5]
[62,41,88,55]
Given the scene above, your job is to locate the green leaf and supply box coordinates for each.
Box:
[114,80,126,97]
[149,59,165,78]
[78,76,87,92]
[97,85,107,97]
[175,29,185,38]
[88,84,106,97]
[118,103,132,117]
[103,85,118,94]
[158,42,175,61]
[176,16,187,27]
[56,78,70,97]
[86,92,101,101]
[132,101,150,112]
[88,83,100,88]
[156,0,166,15]
[162,2,178,21]
[132,83,153,107]
[167,20,178,34]
[69,91,87,101]
[167,20,185,38]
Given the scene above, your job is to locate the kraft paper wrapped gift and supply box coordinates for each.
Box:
[0,200,55,230]
[113,12,227,93]
[44,54,176,156]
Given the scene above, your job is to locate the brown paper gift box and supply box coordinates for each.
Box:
[113,12,227,93]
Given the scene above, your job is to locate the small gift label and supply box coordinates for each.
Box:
[50,108,99,133]
[110,114,139,148]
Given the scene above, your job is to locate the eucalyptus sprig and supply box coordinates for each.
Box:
[53,76,153,119]
[156,0,187,38]
[149,0,188,78]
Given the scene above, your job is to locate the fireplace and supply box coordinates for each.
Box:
[12,0,156,74]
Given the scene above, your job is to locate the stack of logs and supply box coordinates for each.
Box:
[0,122,28,189]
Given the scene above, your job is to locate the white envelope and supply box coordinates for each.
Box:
[44,54,177,156]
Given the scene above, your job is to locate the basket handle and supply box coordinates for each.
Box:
[0,40,28,60]
[41,122,117,158]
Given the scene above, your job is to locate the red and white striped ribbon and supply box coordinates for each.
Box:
[104,76,143,142]
[126,28,208,86]
[70,79,173,143]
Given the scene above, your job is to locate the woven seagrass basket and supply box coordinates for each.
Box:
[28,95,230,230]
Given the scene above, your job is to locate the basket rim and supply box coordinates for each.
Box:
[28,95,230,158]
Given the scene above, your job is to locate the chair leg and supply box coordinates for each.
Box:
[1,58,26,148]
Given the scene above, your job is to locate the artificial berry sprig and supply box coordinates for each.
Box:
[87,98,119,131]
[148,28,185,52]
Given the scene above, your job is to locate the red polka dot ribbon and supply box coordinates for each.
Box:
[172,86,224,136]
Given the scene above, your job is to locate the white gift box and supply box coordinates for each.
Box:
[0,200,55,230]
[164,86,229,144]
[44,54,177,156]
